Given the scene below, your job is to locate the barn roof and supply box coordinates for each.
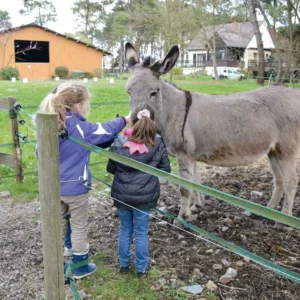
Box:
[0,23,112,56]
[187,21,264,50]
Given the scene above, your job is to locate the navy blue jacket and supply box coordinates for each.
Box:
[107,135,171,210]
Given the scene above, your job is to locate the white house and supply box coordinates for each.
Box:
[181,20,275,75]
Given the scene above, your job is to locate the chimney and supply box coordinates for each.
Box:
[233,19,237,33]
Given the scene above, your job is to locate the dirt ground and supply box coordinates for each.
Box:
[1,157,300,299]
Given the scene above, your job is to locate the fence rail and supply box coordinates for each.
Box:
[67,136,300,230]
[65,136,300,284]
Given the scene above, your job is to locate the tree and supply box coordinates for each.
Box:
[0,29,38,70]
[0,10,12,29]
[19,0,57,26]
[255,0,297,83]
[190,0,241,80]
[249,0,265,85]
[72,0,113,42]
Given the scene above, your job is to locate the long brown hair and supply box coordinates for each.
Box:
[129,106,156,146]
[40,82,90,131]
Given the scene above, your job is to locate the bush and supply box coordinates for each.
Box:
[55,66,69,78]
[0,67,19,80]
[83,72,93,79]
[71,70,85,79]
[172,67,183,76]
[120,73,130,80]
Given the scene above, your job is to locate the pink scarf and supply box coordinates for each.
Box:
[123,128,149,155]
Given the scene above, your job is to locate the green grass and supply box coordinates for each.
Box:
[0,76,293,202]
[79,252,190,299]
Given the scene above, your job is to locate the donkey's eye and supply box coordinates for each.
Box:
[127,91,131,95]
[150,91,158,98]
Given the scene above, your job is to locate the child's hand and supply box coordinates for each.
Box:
[124,112,131,124]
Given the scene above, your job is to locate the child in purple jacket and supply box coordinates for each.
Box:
[39,82,129,279]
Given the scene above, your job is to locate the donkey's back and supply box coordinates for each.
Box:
[185,85,300,167]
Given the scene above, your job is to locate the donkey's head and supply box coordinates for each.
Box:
[125,43,179,121]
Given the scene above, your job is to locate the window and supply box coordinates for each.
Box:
[14,40,50,63]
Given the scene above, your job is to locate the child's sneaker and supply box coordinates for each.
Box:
[137,261,151,279]
[120,265,130,274]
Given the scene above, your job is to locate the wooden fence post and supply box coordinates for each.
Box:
[36,112,64,300]
[0,97,23,182]
[8,97,23,183]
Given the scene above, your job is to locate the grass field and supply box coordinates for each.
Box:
[0,75,296,201]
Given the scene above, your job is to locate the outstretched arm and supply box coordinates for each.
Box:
[80,117,127,145]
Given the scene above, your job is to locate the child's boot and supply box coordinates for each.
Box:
[73,251,96,279]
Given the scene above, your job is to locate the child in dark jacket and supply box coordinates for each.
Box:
[38,82,129,279]
[107,105,171,279]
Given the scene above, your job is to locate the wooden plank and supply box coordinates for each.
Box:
[0,153,14,166]
[36,112,64,300]
[0,98,9,112]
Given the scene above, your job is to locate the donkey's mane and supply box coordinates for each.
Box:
[142,56,152,67]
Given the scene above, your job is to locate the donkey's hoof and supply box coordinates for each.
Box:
[173,219,184,228]
[190,204,202,213]
[267,203,278,210]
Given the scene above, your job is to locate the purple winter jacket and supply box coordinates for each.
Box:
[59,112,126,195]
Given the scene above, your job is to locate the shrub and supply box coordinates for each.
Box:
[71,70,85,79]
[172,67,183,75]
[83,72,93,79]
[55,66,69,78]
[120,73,130,80]
[0,67,20,80]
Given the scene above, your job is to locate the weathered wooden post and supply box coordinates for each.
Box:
[8,97,23,183]
[0,97,23,182]
[36,112,65,300]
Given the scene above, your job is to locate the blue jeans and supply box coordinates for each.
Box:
[64,219,72,249]
[117,208,150,272]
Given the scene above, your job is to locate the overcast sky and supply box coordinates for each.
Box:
[2,0,77,34]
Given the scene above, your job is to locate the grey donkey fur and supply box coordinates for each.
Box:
[125,42,300,222]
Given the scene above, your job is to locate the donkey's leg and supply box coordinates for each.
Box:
[190,162,205,213]
[279,156,298,215]
[267,152,284,209]
[176,156,195,221]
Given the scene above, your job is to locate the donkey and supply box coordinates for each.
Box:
[125,42,300,222]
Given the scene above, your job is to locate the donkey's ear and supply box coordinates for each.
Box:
[125,42,140,69]
[150,45,179,75]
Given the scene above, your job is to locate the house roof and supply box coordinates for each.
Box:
[0,23,112,56]
[187,21,264,50]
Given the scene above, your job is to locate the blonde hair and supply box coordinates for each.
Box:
[129,106,156,147]
[40,82,90,131]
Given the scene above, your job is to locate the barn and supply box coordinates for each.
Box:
[0,23,111,80]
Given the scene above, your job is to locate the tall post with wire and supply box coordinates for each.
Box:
[36,112,65,300]
[9,97,23,183]
[0,97,23,183]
